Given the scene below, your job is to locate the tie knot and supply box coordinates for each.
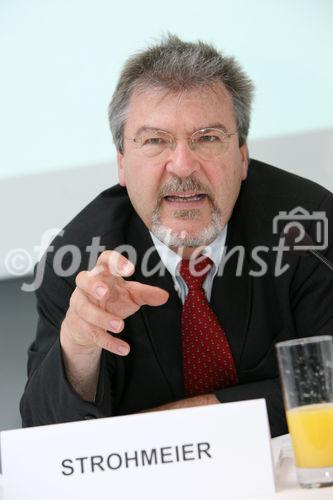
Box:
[179,257,212,290]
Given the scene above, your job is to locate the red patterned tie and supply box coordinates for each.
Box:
[180,257,238,396]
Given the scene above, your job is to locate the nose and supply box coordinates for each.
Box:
[164,139,201,178]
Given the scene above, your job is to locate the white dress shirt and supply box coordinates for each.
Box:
[150,225,227,304]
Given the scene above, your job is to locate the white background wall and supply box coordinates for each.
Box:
[1,0,333,179]
[1,0,332,279]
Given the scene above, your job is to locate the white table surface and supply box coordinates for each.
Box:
[0,435,332,499]
[247,435,333,500]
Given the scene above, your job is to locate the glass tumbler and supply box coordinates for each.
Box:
[276,335,333,488]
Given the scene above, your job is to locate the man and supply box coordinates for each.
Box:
[21,35,333,437]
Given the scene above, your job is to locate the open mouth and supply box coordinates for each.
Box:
[164,193,207,203]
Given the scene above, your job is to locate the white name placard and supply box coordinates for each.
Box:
[1,399,275,500]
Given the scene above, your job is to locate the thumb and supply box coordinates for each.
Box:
[126,281,169,307]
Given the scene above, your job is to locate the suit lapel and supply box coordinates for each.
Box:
[126,213,184,400]
[211,187,253,371]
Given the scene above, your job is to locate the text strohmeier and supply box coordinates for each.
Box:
[61,441,212,476]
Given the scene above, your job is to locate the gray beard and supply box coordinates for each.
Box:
[151,207,223,248]
[150,175,224,248]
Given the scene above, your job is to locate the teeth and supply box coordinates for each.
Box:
[166,194,205,202]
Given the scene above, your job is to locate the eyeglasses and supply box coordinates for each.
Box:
[125,127,238,161]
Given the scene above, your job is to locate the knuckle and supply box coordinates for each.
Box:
[92,329,109,349]
[90,328,99,344]
[74,298,83,317]
[65,309,84,335]
[69,291,77,310]
[103,336,117,353]
[75,270,86,288]
[75,299,106,331]
[89,308,104,329]
[65,306,74,323]
[75,295,89,318]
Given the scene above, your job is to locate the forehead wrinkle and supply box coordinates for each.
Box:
[128,83,235,137]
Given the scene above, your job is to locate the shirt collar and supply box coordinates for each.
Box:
[150,225,228,279]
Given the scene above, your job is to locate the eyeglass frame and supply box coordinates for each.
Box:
[123,127,239,159]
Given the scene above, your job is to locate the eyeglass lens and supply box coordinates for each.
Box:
[134,129,233,160]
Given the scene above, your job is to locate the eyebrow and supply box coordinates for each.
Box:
[198,123,228,133]
[134,126,162,136]
[134,123,229,136]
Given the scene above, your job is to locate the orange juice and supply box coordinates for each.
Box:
[287,403,333,468]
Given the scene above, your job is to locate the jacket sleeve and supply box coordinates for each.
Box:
[20,258,114,427]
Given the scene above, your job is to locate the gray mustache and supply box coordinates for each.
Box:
[159,177,212,198]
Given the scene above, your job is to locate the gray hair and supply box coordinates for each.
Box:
[108,34,254,153]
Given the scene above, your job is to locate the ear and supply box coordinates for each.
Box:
[117,152,126,186]
[239,143,249,180]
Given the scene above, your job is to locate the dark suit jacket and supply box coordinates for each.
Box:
[20,159,333,437]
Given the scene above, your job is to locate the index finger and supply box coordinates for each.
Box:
[96,250,135,278]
